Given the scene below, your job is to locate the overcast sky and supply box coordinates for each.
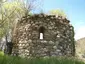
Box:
[35,0,85,40]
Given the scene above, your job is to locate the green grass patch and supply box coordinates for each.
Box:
[0,51,4,56]
[0,55,84,64]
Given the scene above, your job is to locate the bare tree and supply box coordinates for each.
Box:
[0,0,43,53]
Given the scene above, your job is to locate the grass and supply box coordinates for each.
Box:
[0,51,85,64]
[0,55,85,64]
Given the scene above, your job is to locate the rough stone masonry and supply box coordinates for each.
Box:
[12,14,75,58]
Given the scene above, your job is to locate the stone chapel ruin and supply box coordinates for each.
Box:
[12,14,75,57]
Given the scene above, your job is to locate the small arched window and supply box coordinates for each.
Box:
[39,26,45,39]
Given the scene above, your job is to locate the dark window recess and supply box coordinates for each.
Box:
[39,27,45,39]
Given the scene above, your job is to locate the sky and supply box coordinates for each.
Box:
[34,0,85,40]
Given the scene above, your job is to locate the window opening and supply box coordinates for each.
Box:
[40,33,43,39]
[39,27,44,39]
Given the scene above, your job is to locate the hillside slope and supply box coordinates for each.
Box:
[76,37,85,59]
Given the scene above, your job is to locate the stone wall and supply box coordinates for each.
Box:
[12,14,75,57]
